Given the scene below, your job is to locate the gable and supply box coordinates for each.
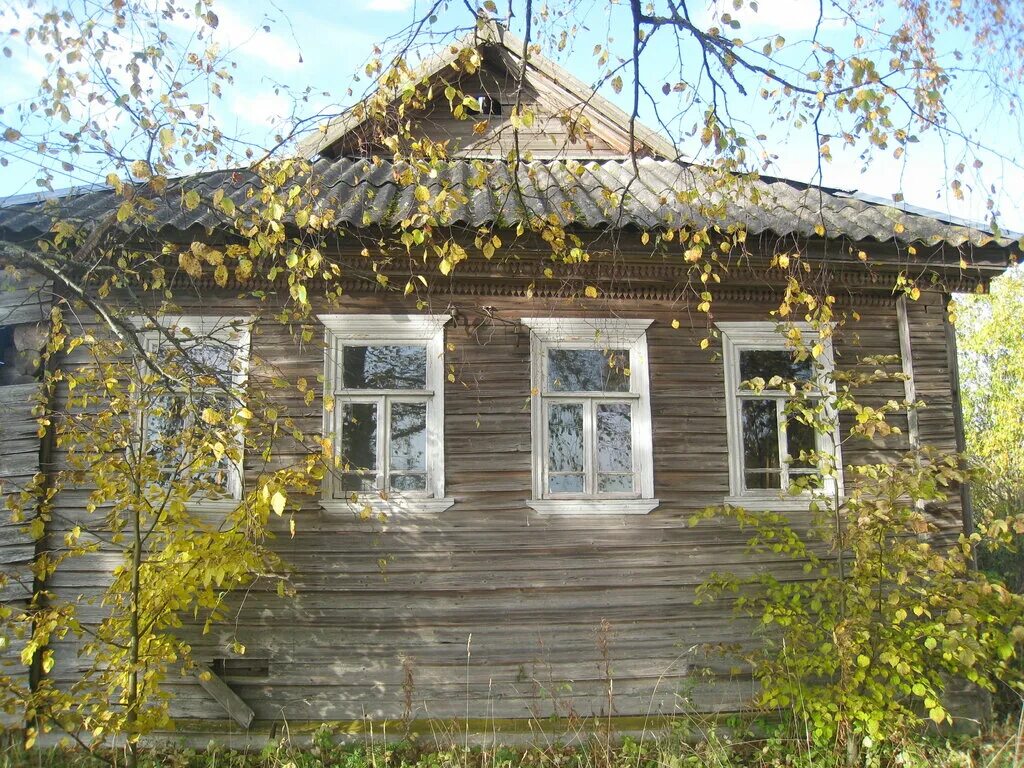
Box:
[302,24,678,161]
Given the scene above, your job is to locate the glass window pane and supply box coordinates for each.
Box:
[145,393,188,468]
[341,474,376,492]
[547,348,630,392]
[598,474,634,493]
[146,393,235,493]
[596,403,632,473]
[549,474,585,493]
[547,403,584,472]
[391,474,427,492]
[342,345,426,389]
[390,402,427,472]
[340,402,377,491]
[786,416,817,468]
[739,350,813,385]
[742,398,780,474]
[744,470,782,490]
[158,339,237,382]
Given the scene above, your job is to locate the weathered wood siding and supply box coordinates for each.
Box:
[25,279,968,740]
[334,50,631,159]
[0,275,49,713]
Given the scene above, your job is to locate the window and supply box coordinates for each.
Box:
[320,314,453,514]
[719,322,843,509]
[139,316,251,506]
[522,318,657,515]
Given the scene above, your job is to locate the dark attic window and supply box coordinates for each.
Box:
[475,95,502,116]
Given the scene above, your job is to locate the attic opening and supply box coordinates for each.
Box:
[470,94,502,116]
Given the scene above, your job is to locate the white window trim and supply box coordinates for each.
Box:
[318,314,454,515]
[522,317,658,516]
[138,315,252,511]
[718,321,844,511]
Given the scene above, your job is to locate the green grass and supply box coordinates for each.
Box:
[0,718,1021,768]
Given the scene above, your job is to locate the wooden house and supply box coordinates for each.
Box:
[0,23,1018,744]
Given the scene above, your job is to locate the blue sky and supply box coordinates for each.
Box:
[1,0,1021,233]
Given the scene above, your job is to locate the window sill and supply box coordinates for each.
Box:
[320,497,455,515]
[723,494,839,512]
[527,498,660,516]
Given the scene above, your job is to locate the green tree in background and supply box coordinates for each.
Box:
[957,270,1024,715]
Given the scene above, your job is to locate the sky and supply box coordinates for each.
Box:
[0,0,1021,233]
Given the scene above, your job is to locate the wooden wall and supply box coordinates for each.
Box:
[0,275,967,739]
[55,286,971,738]
[335,49,630,159]
[0,275,49,717]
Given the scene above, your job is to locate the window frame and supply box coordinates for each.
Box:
[718,321,844,510]
[319,313,453,515]
[138,315,252,510]
[522,317,658,516]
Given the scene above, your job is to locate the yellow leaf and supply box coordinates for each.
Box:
[700,338,709,350]
[584,285,598,299]
[159,126,174,150]
[183,189,201,210]
[289,517,296,538]
[271,490,286,516]
[671,319,680,329]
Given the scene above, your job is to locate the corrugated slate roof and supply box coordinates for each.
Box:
[0,157,1014,249]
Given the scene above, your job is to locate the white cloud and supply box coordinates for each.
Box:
[210,4,306,71]
[365,0,414,12]
[232,91,294,130]
[162,0,305,73]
